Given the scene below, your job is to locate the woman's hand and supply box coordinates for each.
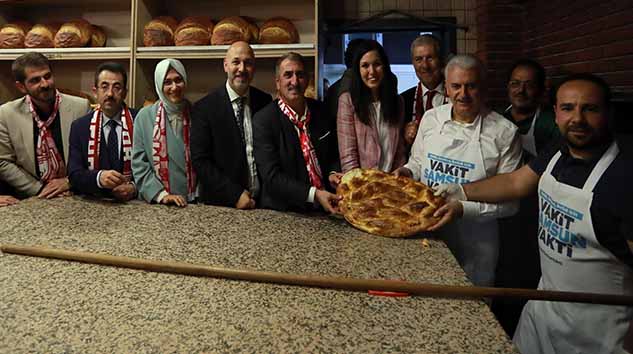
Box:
[160,194,187,207]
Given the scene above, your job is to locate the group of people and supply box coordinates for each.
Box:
[0,35,631,354]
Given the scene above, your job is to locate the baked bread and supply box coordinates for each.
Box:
[337,168,445,237]
[175,16,213,46]
[25,23,60,48]
[0,21,32,48]
[259,17,299,44]
[211,16,251,45]
[242,16,259,44]
[90,25,107,47]
[143,16,178,46]
[54,19,93,47]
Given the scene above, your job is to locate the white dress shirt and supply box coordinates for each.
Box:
[370,101,394,172]
[421,82,448,109]
[226,81,260,198]
[405,103,522,219]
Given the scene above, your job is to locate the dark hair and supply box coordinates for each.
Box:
[349,40,399,126]
[275,52,306,78]
[507,58,546,93]
[344,38,366,69]
[11,52,51,83]
[94,62,128,88]
[552,73,611,107]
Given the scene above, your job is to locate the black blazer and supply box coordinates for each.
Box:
[401,85,417,123]
[252,98,339,212]
[191,85,272,207]
[67,108,138,197]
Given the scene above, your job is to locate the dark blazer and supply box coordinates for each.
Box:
[191,85,272,207]
[67,108,138,197]
[252,98,339,212]
[401,85,417,123]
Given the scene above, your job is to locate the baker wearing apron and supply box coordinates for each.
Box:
[514,141,633,354]
[419,107,499,287]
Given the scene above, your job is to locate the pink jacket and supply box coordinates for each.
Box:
[337,92,406,173]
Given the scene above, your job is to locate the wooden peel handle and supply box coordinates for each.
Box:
[2,243,633,306]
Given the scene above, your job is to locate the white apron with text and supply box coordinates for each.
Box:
[514,141,633,354]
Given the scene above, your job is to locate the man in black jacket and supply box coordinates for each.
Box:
[253,52,340,213]
[191,41,272,208]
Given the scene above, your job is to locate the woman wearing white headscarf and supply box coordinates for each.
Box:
[132,59,197,207]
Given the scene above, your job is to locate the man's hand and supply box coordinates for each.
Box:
[99,170,126,189]
[404,121,419,146]
[315,189,342,214]
[111,183,137,202]
[393,166,413,178]
[433,183,467,201]
[0,195,19,207]
[427,201,463,231]
[161,194,187,207]
[235,190,256,209]
[38,177,70,199]
[328,172,343,189]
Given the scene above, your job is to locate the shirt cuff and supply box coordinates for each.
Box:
[96,170,103,189]
[460,201,480,219]
[154,190,168,204]
[307,186,316,204]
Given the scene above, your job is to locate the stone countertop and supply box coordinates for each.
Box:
[0,197,517,353]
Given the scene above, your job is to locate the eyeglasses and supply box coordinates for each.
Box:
[508,80,538,90]
[98,83,124,94]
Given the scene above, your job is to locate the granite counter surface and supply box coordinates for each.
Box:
[0,197,517,353]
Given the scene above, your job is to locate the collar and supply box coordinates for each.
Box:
[101,111,122,127]
[226,80,250,103]
[421,81,444,96]
[560,139,613,164]
[281,99,308,119]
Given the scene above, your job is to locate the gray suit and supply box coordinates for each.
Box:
[0,93,90,196]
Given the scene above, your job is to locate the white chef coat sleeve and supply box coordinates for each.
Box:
[462,124,523,221]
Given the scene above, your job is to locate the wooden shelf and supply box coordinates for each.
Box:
[0,47,132,60]
[135,43,316,59]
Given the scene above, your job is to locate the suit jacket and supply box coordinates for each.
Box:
[0,93,90,197]
[253,98,339,212]
[401,84,448,123]
[337,92,406,173]
[131,102,191,202]
[67,107,138,197]
[191,85,271,207]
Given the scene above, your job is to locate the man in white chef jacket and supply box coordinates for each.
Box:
[395,54,522,287]
[431,73,633,354]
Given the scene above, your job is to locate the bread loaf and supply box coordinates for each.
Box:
[143,16,178,46]
[211,16,251,45]
[90,25,107,47]
[242,17,259,44]
[259,17,299,44]
[54,19,93,47]
[0,21,32,48]
[175,16,213,46]
[25,23,60,48]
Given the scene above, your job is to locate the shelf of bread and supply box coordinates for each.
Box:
[0,47,132,60]
[135,43,315,59]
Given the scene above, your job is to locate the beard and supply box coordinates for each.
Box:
[564,123,610,151]
[28,86,56,104]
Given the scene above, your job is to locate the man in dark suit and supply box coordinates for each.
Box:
[68,62,138,201]
[191,41,272,209]
[253,52,341,213]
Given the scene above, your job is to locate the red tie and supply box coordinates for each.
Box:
[425,90,436,112]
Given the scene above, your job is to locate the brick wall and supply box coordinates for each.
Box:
[523,0,633,100]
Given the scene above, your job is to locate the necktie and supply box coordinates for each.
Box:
[235,96,246,145]
[425,90,437,112]
[107,120,120,169]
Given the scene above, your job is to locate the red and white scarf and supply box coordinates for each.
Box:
[278,99,323,189]
[152,102,196,199]
[27,91,65,182]
[87,106,134,178]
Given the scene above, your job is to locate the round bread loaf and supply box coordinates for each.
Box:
[143,16,178,46]
[54,19,93,47]
[90,25,107,47]
[0,21,32,48]
[211,16,251,45]
[259,17,299,44]
[242,16,259,44]
[175,16,213,46]
[25,23,60,48]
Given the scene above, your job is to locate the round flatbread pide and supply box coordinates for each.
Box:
[336,168,445,237]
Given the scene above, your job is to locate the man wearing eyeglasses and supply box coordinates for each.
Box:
[67,62,138,201]
[504,59,560,161]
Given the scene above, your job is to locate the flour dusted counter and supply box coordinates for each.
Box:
[0,197,516,353]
